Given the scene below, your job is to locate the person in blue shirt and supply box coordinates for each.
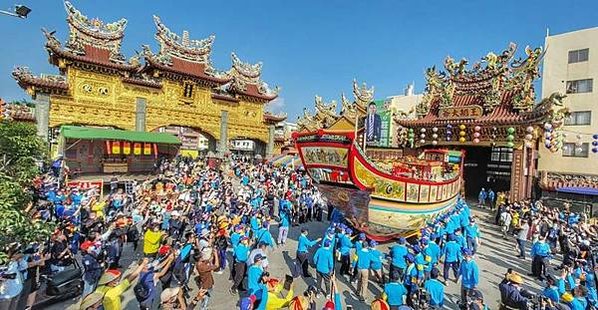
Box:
[442,234,462,282]
[321,228,337,254]
[250,214,260,239]
[369,241,384,284]
[464,218,481,254]
[412,245,427,282]
[247,254,265,296]
[459,249,479,306]
[389,237,408,281]
[478,188,487,207]
[542,275,560,304]
[230,236,250,294]
[277,206,291,246]
[384,273,407,308]
[530,235,551,280]
[454,228,466,250]
[296,228,320,278]
[488,189,496,210]
[256,222,274,249]
[423,236,441,276]
[424,268,445,308]
[338,228,354,277]
[403,253,419,307]
[314,240,334,298]
[355,241,372,302]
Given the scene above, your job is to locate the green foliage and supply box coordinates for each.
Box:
[0,120,53,263]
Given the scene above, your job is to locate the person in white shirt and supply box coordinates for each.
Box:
[516,219,530,259]
[500,209,513,240]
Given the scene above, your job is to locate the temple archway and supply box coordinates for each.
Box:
[153,125,217,157]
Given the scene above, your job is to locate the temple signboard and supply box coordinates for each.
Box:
[438,105,483,120]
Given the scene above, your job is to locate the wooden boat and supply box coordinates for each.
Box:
[293,129,465,241]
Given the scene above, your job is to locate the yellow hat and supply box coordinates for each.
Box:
[562,292,574,303]
[161,287,181,303]
[80,292,104,310]
[509,273,523,284]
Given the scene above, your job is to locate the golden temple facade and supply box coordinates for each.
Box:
[13,1,285,156]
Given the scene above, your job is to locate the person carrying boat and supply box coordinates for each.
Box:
[388,237,409,281]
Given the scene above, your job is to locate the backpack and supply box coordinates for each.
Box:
[133,272,151,302]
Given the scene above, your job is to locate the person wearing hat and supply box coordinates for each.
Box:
[313,239,334,298]
[81,238,103,297]
[458,248,479,307]
[256,221,275,250]
[499,272,531,310]
[80,291,105,310]
[94,258,148,310]
[389,237,409,281]
[277,204,291,246]
[423,235,441,279]
[160,287,185,310]
[295,228,320,278]
[424,268,444,308]
[250,242,270,270]
[442,233,462,283]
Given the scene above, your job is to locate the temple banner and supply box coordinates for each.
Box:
[66,180,104,196]
[302,146,349,168]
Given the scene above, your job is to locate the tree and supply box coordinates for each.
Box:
[0,120,54,263]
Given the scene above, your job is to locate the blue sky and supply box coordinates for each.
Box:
[1,0,597,121]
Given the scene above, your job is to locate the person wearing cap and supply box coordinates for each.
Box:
[403,253,419,307]
[94,258,148,310]
[442,233,462,283]
[423,235,441,278]
[296,228,320,278]
[458,248,479,307]
[424,268,444,308]
[389,237,409,281]
[247,254,266,296]
[256,221,275,249]
[230,236,250,294]
[338,228,354,278]
[383,272,407,309]
[412,244,427,283]
[468,289,488,310]
[137,253,175,310]
[250,242,270,270]
[464,217,481,255]
[81,239,103,297]
[314,239,334,298]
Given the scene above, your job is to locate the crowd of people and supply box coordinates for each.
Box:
[2,152,597,310]
[495,199,598,310]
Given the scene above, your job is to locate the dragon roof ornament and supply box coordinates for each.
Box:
[227,52,279,99]
[63,1,127,62]
[353,79,374,108]
[297,108,319,131]
[153,15,215,64]
[314,95,339,125]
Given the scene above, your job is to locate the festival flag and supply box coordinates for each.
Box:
[111,141,121,154]
[133,143,142,155]
[122,141,131,155]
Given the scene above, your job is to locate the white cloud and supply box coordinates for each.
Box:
[266,97,286,113]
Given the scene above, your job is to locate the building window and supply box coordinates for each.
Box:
[568,48,589,64]
[565,111,592,126]
[562,143,589,157]
[183,82,194,98]
[566,79,593,94]
[491,147,513,163]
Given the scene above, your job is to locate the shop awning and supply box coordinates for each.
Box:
[60,125,181,145]
[556,186,598,196]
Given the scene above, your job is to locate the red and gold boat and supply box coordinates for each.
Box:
[293,129,464,241]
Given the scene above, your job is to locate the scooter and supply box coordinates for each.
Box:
[32,260,84,309]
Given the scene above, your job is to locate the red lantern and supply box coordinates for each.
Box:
[111,141,121,154]
[143,143,152,155]
[133,143,142,155]
[122,142,131,155]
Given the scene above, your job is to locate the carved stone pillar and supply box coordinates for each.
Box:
[34,93,50,140]
[219,111,229,156]
[266,125,275,158]
[135,97,147,131]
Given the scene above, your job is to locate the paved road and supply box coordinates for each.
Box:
[47,207,546,310]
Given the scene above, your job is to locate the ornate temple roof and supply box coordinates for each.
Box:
[263,112,287,123]
[12,67,69,96]
[226,52,279,102]
[396,43,547,128]
[42,2,140,73]
[141,16,230,86]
